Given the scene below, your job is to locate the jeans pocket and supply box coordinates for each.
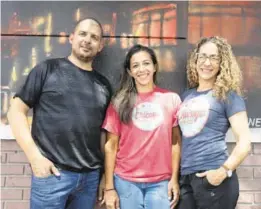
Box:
[31,174,59,194]
[202,177,219,190]
[155,181,169,200]
[33,174,55,179]
[114,174,132,198]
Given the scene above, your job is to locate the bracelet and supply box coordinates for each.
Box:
[104,188,115,192]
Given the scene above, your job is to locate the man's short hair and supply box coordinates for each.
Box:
[73,17,104,38]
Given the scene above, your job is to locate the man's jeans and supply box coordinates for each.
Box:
[114,174,170,209]
[30,169,100,209]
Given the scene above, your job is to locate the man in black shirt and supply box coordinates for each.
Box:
[7,18,111,209]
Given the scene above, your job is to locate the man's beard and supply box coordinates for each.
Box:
[79,54,93,62]
[74,50,94,63]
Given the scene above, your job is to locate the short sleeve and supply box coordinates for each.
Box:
[102,103,121,136]
[180,88,192,102]
[172,93,182,127]
[14,61,48,108]
[225,91,246,118]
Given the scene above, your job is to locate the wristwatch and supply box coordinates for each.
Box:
[221,164,233,178]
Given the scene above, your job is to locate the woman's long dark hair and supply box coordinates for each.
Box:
[112,44,158,124]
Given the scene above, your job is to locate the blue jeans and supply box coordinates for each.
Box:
[30,169,100,209]
[114,174,170,209]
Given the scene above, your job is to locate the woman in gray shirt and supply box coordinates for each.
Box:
[176,36,251,209]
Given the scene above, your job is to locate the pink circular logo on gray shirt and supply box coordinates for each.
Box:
[178,95,210,137]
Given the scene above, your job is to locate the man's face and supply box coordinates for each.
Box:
[69,19,103,62]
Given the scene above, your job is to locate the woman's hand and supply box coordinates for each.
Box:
[196,167,227,186]
[104,189,120,209]
[168,178,180,209]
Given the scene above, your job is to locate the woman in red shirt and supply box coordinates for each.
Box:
[102,44,182,209]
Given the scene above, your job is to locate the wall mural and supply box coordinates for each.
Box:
[1,1,261,141]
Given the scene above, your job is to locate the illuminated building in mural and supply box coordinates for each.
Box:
[187,1,261,90]
[132,3,177,46]
[131,3,178,72]
[44,13,52,56]
[1,1,261,120]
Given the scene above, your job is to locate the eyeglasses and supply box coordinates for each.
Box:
[196,53,220,64]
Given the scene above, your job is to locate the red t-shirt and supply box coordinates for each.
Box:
[102,87,181,182]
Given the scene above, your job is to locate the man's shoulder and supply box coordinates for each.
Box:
[93,71,112,90]
[43,57,66,67]
[27,58,67,85]
[35,58,64,70]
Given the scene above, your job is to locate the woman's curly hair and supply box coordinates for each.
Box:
[187,36,243,100]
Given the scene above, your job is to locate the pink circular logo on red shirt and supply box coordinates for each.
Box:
[132,102,164,131]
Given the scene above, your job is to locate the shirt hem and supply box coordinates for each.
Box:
[114,172,171,183]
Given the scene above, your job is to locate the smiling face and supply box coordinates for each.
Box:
[128,51,156,90]
[196,41,220,85]
[69,19,103,62]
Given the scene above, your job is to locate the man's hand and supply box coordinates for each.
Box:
[104,189,120,209]
[196,167,227,186]
[30,153,60,178]
[168,179,180,209]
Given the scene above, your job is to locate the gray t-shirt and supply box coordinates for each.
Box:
[178,88,246,175]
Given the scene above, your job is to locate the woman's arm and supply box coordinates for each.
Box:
[104,132,120,209]
[222,111,251,171]
[171,126,182,183]
[169,126,182,209]
[196,111,251,185]
[105,132,119,189]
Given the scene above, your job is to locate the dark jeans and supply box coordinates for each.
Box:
[176,171,239,209]
[30,169,100,209]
